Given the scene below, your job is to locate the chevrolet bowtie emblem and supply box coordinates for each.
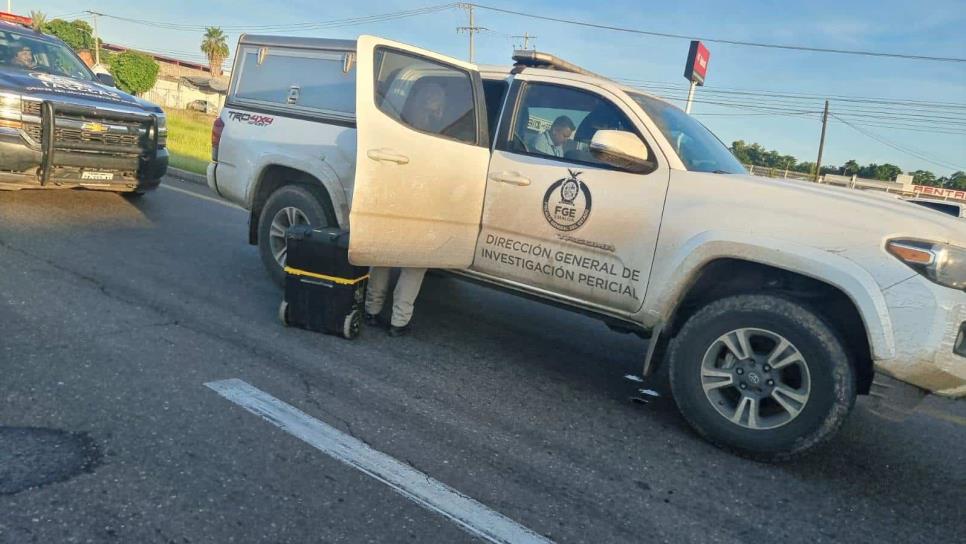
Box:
[82,122,108,133]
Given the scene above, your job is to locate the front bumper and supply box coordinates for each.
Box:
[0,132,167,192]
[0,99,167,192]
[878,274,966,397]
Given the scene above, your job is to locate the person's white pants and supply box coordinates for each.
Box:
[364,267,427,327]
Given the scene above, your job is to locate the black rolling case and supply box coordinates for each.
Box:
[278,226,368,339]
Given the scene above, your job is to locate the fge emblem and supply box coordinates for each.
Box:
[542,169,592,231]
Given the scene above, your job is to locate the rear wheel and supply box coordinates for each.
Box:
[258,185,330,286]
[668,294,856,461]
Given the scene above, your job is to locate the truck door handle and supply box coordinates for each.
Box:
[488,171,531,186]
[366,148,410,165]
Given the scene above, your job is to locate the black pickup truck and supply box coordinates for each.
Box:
[0,20,167,194]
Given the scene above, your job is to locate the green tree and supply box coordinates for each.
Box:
[108,51,159,95]
[41,19,95,51]
[842,159,860,176]
[942,171,966,190]
[857,163,878,179]
[29,10,47,32]
[911,170,938,186]
[200,27,229,78]
[873,163,902,181]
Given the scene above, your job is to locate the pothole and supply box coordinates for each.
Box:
[0,426,101,495]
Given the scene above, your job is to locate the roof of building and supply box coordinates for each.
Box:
[102,42,212,73]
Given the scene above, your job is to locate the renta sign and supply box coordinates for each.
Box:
[684,40,710,86]
[914,185,966,202]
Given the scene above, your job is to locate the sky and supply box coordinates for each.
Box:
[16,0,966,176]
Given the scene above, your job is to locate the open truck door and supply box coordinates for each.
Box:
[349,35,490,268]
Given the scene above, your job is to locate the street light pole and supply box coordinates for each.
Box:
[685,80,697,114]
[85,11,103,66]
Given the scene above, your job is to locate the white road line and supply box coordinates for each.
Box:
[205,378,554,544]
[159,183,246,211]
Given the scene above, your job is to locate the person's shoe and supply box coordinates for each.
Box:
[364,313,382,327]
[388,323,412,337]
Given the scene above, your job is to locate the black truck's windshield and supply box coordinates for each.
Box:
[628,91,746,175]
[0,30,94,81]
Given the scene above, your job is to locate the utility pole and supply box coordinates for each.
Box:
[814,99,830,182]
[512,32,537,50]
[456,3,484,63]
[86,11,103,65]
[6,2,11,14]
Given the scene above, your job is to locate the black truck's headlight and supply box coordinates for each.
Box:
[886,239,966,290]
[156,113,167,147]
[0,92,22,130]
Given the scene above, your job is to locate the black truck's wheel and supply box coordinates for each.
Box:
[668,294,856,461]
[258,185,330,286]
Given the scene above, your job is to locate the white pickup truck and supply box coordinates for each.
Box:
[208,34,966,460]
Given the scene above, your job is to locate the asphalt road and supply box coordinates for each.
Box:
[1,178,964,544]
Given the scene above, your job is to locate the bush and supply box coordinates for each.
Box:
[42,19,94,51]
[108,51,159,96]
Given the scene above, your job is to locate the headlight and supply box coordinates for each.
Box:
[886,239,966,290]
[0,92,22,129]
[156,113,167,147]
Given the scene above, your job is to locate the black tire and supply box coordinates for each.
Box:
[121,190,145,199]
[668,294,856,461]
[257,185,332,287]
[278,301,290,326]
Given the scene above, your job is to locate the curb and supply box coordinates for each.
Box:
[167,167,207,186]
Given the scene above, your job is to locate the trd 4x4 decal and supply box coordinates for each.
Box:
[228,111,274,126]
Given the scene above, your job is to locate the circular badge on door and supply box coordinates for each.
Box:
[542,169,592,231]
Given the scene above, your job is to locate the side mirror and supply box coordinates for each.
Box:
[96,72,115,87]
[589,130,652,172]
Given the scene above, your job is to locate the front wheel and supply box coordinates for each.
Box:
[668,294,856,461]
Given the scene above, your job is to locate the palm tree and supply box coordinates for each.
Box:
[29,10,48,32]
[200,27,229,78]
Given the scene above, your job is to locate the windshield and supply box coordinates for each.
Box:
[629,92,746,174]
[0,30,94,81]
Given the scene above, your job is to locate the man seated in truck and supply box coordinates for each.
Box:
[531,115,575,158]
[10,44,36,69]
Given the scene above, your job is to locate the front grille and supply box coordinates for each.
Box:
[55,127,140,147]
[23,123,41,143]
[26,102,158,184]
[21,100,41,116]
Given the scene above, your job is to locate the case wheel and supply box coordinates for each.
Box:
[343,309,361,339]
[278,300,290,326]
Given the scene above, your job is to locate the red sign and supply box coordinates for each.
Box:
[0,12,32,26]
[684,41,710,86]
[913,185,966,202]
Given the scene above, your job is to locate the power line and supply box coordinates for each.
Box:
[617,79,966,110]
[469,3,966,63]
[833,114,966,171]
[95,4,457,33]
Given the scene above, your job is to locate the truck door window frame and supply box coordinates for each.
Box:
[495,80,657,174]
[371,45,489,148]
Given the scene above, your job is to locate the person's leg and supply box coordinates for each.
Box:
[389,267,428,328]
[365,267,391,317]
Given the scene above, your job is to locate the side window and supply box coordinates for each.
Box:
[373,48,477,144]
[234,46,355,114]
[482,79,508,145]
[502,83,646,170]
